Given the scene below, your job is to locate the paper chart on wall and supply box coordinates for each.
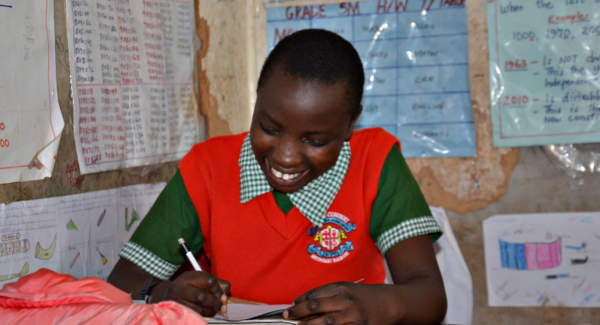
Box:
[66,0,200,175]
[488,0,600,147]
[483,212,600,307]
[0,183,165,288]
[0,0,65,184]
[266,0,475,158]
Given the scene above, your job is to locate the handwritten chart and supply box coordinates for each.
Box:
[484,212,600,307]
[489,0,600,147]
[266,0,475,157]
[0,0,65,184]
[66,0,200,175]
[0,183,165,288]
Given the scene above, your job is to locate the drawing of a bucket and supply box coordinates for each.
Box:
[0,239,30,257]
[499,226,561,270]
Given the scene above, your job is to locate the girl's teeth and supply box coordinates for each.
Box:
[271,167,301,180]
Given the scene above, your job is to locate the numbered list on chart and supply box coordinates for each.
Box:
[67,0,199,174]
[489,0,600,147]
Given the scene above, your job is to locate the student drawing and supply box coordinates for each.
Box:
[0,239,30,257]
[96,247,108,265]
[1,233,20,241]
[108,30,447,324]
[35,234,57,260]
[485,213,600,307]
[66,219,79,231]
[0,262,29,282]
[565,242,586,250]
[97,209,106,227]
[571,256,589,265]
[498,225,562,271]
[70,252,81,269]
[124,208,139,232]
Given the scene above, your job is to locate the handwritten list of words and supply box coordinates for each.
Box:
[67,0,200,174]
[267,0,475,157]
[489,0,600,147]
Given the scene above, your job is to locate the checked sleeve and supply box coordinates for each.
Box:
[369,145,442,255]
[119,170,203,280]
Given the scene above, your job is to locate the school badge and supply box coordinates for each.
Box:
[307,212,355,263]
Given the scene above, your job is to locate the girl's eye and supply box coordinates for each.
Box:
[260,123,278,135]
[305,139,327,147]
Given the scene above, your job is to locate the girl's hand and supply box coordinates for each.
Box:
[155,271,231,317]
[283,282,401,325]
[284,235,447,325]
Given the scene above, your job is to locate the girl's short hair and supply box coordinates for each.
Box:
[257,29,365,119]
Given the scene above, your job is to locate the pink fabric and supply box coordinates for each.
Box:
[0,269,207,325]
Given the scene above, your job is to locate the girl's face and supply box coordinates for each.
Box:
[250,68,361,194]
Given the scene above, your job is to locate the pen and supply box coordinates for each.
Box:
[178,238,228,318]
[178,237,202,271]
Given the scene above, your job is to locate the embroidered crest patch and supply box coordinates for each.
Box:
[307,212,356,263]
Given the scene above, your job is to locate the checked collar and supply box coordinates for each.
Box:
[239,134,351,228]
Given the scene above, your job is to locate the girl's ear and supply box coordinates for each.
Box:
[345,105,362,141]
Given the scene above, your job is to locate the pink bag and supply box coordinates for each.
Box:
[0,269,207,325]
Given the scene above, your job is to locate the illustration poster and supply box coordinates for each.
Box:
[0,183,165,288]
[484,213,600,307]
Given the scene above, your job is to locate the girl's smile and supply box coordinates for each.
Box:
[266,159,309,187]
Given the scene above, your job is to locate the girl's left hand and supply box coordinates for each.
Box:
[283,282,401,325]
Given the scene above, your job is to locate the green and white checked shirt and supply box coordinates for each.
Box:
[239,134,350,228]
[119,135,442,280]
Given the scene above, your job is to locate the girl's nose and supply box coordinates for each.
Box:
[273,139,303,169]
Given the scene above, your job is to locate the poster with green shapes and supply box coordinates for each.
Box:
[488,0,600,147]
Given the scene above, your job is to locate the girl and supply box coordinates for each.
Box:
[108,29,447,325]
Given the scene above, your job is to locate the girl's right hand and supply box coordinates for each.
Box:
[155,271,231,317]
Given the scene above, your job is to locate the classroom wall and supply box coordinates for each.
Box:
[0,0,204,205]
[195,0,600,324]
[2,0,598,324]
[198,0,522,217]
[449,147,600,325]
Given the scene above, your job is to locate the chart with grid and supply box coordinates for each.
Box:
[267,0,475,157]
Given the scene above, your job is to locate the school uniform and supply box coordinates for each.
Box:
[120,128,442,304]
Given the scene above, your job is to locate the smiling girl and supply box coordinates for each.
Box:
[108,29,446,325]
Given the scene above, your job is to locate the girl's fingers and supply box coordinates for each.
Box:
[285,295,349,320]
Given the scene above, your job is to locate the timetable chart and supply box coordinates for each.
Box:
[489,0,600,147]
[267,0,475,158]
[67,0,199,174]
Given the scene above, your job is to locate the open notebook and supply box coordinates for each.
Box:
[205,303,298,323]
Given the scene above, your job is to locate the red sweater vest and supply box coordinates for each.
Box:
[179,128,399,304]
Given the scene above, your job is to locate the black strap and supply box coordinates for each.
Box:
[140,276,161,303]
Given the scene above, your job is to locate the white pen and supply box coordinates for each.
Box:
[178,237,228,318]
[178,238,202,271]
